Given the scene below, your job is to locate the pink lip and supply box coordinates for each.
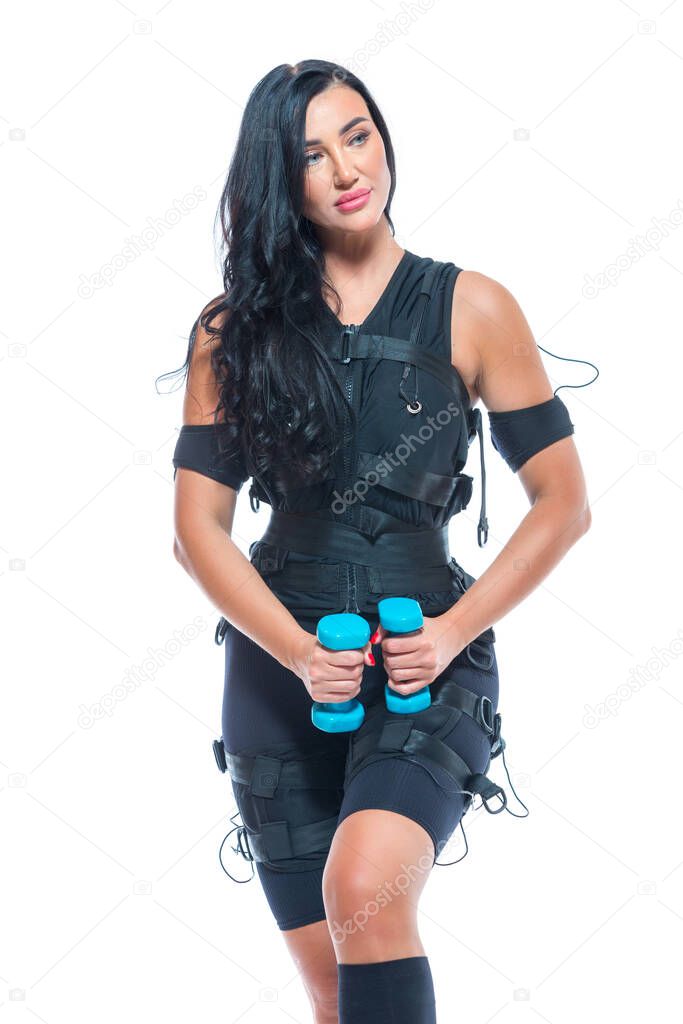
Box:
[335,188,371,211]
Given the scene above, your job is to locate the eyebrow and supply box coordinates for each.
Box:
[305,116,371,147]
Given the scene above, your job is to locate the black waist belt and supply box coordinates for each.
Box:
[259,510,451,568]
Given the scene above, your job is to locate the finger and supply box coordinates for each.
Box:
[317,686,361,702]
[384,660,428,679]
[382,649,422,673]
[323,673,364,689]
[370,624,385,645]
[362,641,376,667]
[387,677,426,694]
[381,635,423,656]
[327,649,365,668]
[322,653,365,676]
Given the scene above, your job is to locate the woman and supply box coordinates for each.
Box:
[168,60,591,1024]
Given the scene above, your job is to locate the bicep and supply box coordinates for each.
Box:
[174,466,238,541]
[453,271,585,504]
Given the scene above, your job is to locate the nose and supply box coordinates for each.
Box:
[331,148,359,186]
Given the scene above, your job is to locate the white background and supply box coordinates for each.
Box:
[2,0,682,1020]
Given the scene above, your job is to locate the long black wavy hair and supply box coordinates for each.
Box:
[157,59,398,498]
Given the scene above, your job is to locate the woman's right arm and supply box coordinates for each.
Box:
[172,295,313,674]
[172,297,372,698]
[173,472,310,673]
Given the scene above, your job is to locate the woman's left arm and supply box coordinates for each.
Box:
[438,270,592,656]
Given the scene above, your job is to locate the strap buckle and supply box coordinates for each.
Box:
[469,772,508,814]
[251,542,288,576]
[212,737,227,773]
[466,636,495,671]
[475,695,494,735]
[490,712,505,759]
[449,558,467,595]
[214,617,230,645]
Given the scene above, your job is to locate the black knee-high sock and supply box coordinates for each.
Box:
[337,955,437,1023]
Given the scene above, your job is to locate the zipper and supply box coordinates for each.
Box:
[342,324,359,614]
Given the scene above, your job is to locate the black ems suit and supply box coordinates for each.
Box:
[172,250,574,930]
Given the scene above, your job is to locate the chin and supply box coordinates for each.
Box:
[339,216,378,232]
[336,207,382,230]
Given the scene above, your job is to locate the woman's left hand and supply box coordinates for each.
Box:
[371,613,465,695]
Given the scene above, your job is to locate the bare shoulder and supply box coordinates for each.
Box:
[183,294,230,424]
[191,294,229,359]
[450,269,553,411]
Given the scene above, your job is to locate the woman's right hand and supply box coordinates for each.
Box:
[287,629,375,704]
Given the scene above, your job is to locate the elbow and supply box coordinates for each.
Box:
[533,491,592,541]
[575,498,592,536]
[565,501,591,545]
[173,536,188,568]
[557,500,592,549]
[581,503,592,533]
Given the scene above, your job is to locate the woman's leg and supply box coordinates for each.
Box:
[322,808,434,963]
[320,636,501,1021]
[281,919,340,1024]
[323,809,437,1023]
[221,622,347,1018]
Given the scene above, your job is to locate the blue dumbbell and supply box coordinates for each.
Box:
[311,612,370,733]
[378,597,431,714]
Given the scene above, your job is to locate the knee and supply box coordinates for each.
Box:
[322,860,415,946]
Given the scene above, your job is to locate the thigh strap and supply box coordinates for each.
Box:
[244,816,339,867]
[220,748,344,796]
[345,679,508,814]
[215,741,345,875]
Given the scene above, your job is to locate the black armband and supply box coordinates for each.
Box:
[172,424,248,492]
[488,395,574,473]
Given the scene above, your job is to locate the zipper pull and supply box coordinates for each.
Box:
[341,323,358,364]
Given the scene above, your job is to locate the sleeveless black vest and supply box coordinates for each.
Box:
[248,249,489,625]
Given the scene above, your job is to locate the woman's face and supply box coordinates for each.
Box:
[301,85,391,236]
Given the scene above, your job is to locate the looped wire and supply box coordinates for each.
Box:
[218,811,256,883]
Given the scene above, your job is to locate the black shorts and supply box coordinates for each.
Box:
[219,617,500,931]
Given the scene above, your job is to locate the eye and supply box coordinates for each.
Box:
[304,131,370,168]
